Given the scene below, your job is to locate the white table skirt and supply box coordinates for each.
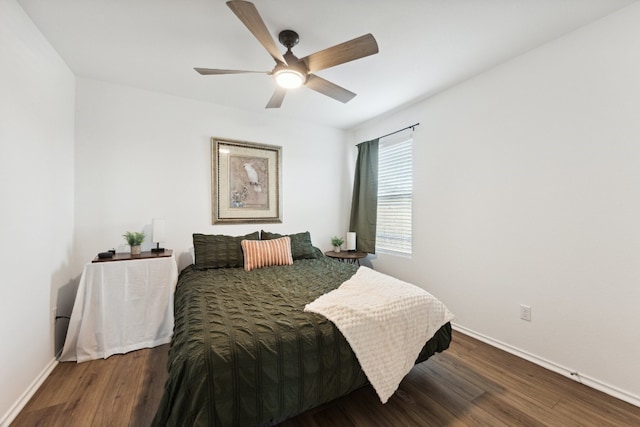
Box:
[60,255,178,362]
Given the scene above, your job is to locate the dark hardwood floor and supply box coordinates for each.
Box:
[11,331,640,426]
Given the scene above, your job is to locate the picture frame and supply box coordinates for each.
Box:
[211,137,282,224]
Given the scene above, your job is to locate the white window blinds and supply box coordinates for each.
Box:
[376,131,413,255]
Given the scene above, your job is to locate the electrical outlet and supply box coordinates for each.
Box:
[520,304,531,321]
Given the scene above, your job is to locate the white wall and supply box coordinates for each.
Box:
[352,2,640,405]
[5,0,638,421]
[0,0,75,423]
[74,78,349,273]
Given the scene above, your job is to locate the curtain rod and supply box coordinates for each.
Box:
[378,123,420,140]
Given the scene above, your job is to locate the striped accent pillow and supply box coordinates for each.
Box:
[241,236,294,271]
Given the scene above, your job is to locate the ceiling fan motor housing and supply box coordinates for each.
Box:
[273,59,308,88]
[278,30,300,49]
[272,39,308,88]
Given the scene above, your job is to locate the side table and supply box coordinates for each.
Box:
[325,250,368,266]
[60,251,178,362]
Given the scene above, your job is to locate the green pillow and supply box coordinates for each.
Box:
[261,230,318,260]
[193,231,259,269]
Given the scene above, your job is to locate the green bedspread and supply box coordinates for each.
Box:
[153,256,452,427]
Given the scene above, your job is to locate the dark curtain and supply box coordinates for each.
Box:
[349,139,379,253]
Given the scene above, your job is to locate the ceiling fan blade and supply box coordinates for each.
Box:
[194,68,269,75]
[266,87,287,108]
[305,74,356,103]
[226,1,287,65]
[301,34,378,73]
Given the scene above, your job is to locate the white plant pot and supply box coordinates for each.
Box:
[131,245,141,255]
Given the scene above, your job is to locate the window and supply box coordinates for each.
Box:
[376,133,412,255]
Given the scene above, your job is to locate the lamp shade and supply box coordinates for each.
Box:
[346,232,356,251]
[275,69,304,88]
[152,219,166,243]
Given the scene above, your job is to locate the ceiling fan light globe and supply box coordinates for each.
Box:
[275,69,304,89]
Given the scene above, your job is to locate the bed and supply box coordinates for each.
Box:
[152,232,452,426]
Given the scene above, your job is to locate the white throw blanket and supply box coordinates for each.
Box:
[304,266,454,403]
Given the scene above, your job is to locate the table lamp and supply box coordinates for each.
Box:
[151,218,166,253]
[346,232,356,251]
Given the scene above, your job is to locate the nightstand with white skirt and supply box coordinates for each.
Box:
[60,251,178,362]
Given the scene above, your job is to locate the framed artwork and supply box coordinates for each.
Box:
[212,137,282,224]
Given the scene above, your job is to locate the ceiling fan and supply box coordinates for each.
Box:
[195,0,379,108]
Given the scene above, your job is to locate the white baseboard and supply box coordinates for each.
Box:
[0,357,58,427]
[451,323,640,408]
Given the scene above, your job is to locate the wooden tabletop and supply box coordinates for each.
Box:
[324,250,367,260]
[92,249,173,263]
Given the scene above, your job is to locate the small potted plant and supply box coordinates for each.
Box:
[123,231,145,255]
[331,236,344,252]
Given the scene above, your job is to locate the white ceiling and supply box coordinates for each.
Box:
[18,0,636,129]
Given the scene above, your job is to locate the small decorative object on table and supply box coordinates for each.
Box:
[123,231,145,255]
[331,235,344,252]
